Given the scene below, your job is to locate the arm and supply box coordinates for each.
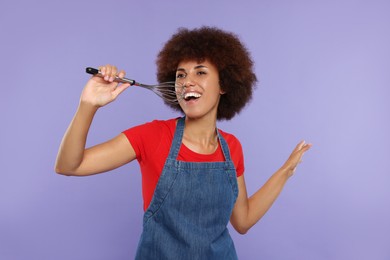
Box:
[230,141,312,234]
[55,65,134,176]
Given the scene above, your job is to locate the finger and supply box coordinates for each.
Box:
[299,140,306,150]
[292,141,305,153]
[295,144,312,163]
[98,65,105,76]
[109,66,118,82]
[108,81,120,91]
[300,143,312,153]
[118,69,126,79]
[296,141,313,151]
[103,65,110,81]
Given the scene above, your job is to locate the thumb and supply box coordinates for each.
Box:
[112,83,131,99]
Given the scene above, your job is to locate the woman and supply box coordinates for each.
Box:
[55,27,311,259]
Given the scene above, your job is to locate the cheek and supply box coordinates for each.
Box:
[175,83,186,100]
[203,78,221,92]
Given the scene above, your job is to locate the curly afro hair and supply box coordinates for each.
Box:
[156,26,257,120]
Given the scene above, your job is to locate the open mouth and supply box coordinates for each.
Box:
[183,92,202,101]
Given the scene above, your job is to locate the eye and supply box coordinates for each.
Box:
[176,73,186,79]
[197,71,207,75]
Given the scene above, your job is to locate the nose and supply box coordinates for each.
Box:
[182,75,196,88]
[175,76,194,95]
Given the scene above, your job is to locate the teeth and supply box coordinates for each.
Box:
[184,92,202,99]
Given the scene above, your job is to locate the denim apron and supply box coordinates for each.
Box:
[135,117,239,259]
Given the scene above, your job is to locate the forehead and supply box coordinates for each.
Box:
[176,59,217,70]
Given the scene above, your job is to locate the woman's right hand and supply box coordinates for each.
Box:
[80,64,131,107]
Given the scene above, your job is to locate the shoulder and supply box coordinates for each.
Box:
[122,118,177,161]
[123,118,177,136]
[122,118,177,150]
[218,128,244,157]
[218,129,242,149]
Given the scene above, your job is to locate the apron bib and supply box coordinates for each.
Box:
[135,117,239,259]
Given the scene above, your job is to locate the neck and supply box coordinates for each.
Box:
[182,115,218,154]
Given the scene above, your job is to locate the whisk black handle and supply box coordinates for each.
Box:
[86,67,99,75]
[85,67,136,85]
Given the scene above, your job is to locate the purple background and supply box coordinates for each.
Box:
[1,0,389,259]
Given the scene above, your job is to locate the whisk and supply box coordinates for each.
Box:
[86,67,183,105]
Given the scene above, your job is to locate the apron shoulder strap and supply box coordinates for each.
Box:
[166,117,185,162]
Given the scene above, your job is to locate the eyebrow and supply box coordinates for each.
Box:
[176,65,208,72]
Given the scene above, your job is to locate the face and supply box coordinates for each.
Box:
[175,59,223,120]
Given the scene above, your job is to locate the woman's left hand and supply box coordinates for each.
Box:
[282,140,312,177]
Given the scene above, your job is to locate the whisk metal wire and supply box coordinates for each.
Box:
[86,67,182,105]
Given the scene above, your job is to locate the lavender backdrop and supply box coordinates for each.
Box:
[1,0,389,259]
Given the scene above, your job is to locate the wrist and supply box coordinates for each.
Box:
[78,100,99,113]
[76,101,99,122]
[278,165,294,179]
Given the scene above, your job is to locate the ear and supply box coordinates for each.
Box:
[219,81,226,94]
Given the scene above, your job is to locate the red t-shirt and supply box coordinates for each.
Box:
[123,118,245,211]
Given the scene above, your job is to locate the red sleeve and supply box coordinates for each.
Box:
[122,119,175,211]
[122,120,164,164]
[231,137,245,177]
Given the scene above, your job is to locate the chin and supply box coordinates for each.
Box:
[183,111,217,121]
[183,112,202,120]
